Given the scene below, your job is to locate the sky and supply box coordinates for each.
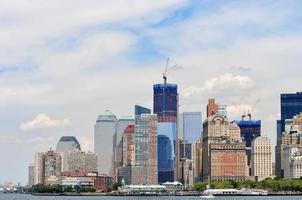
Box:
[0,0,302,185]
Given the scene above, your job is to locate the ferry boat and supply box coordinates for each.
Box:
[203,188,268,196]
[238,188,268,196]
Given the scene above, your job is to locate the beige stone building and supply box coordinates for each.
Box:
[251,136,272,178]
[202,114,247,181]
[275,113,302,178]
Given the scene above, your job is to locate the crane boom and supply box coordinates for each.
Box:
[163,57,169,84]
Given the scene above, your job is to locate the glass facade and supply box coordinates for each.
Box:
[56,136,81,153]
[135,105,151,116]
[153,81,178,183]
[278,92,302,136]
[56,136,81,172]
[178,112,202,143]
[94,110,117,175]
[157,122,176,183]
[153,83,178,117]
[234,120,261,170]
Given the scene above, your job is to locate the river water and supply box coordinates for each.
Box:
[1,194,302,200]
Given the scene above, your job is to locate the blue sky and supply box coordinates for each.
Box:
[1,0,302,185]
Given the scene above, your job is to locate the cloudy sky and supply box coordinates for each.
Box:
[1,0,302,184]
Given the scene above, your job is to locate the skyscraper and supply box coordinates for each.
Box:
[275,112,302,178]
[153,79,178,183]
[132,114,158,184]
[153,83,178,118]
[56,136,81,153]
[202,114,248,181]
[251,136,272,179]
[234,119,261,174]
[94,110,117,175]
[135,104,151,117]
[122,124,135,166]
[178,112,202,143]
[56,136,81,171]
[207,99,218,118]
[277,92,302,137]
[44,148,62,184]
[34,152,44,184]
[114,116,134,180]
[27,164,35,188]
[66,150,97,172]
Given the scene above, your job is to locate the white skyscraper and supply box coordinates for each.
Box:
[94,110,117,175]
[251,136,272,178]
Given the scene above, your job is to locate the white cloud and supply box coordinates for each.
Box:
[181,73,254,98]
[20,113,71,131]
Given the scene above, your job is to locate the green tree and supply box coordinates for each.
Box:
[112,183,121,191]
[192,182,207,191]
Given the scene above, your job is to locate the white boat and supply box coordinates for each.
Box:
[199,194,215,199]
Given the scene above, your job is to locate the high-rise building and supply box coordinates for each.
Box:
[56,136,81,171]
[56,136,81,153]
[251,136,272,179]
[175,139,194,185]
[275,113,302,178]
[135,105,151,117]
[122,125,135,166]
[153,82,178,118]
[287,149,302,179]
[277,92,302,138]
[34,152,45,184]
[178,112,202,143]
[234,119,261,174]
[217,104,227,118]
[202,114,247,181]
[27,164,35,188]
[283,147,302,179]
[192,139,203,183]
[207,99,227,118]
[132,114,158,184]
[44,149,62,184]
[66,150,97,172]
[114,116,134,180]
[94,110,117,175]
[153,79,178,183]
[210,141,248,181]
[207,99,218,118]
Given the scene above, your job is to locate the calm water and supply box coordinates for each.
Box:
[0,194,302,200]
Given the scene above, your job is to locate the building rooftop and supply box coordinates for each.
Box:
[96,110,117,122]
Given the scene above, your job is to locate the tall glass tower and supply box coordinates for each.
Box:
[56,136,81,171]
[94,110,117,175]
[277,92,302,137]
[178,112,202,143]
[114,116,134,179]
[153,78,178,183]
[56,136,81,153]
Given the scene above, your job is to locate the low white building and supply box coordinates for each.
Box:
[60,177,94,187]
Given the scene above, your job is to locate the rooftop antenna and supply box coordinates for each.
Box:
[163,57,169,85]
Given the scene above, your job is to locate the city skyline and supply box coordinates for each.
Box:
[1,0,302,185]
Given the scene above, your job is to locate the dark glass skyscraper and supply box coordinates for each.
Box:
[153,79,178,183]
[153,83,178,118]
[278,92,302,137]
[234,119,261,174]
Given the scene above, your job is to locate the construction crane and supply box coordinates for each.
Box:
[163,57,169,84]
[247,98,261,120]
